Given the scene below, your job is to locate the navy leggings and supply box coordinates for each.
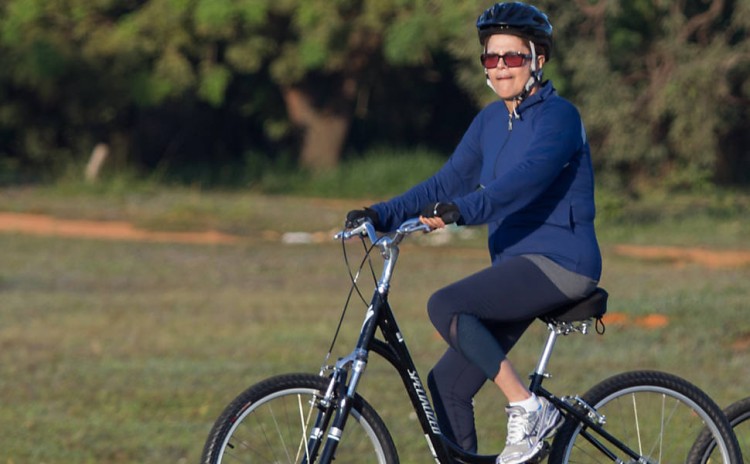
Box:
[426,256,574,453]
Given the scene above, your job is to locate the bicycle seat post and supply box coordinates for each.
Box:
[530,289,608,391]
[530,323,560,391]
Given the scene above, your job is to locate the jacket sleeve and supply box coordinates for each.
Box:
[369,112,485,231]
[453,100,585,225]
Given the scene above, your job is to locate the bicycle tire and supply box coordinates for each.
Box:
[690,396,750,463]
[201,373,399,464]
[548,370,743,464]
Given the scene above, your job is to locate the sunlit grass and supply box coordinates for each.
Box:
[0,188,749,462]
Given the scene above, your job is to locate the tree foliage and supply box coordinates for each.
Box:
[546,0,750,188]
[0,0,748,189]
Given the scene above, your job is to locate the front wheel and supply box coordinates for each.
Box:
[201,373,399,464]
[548,370,743,464]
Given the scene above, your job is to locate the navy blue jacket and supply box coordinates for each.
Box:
[370,82,602,281]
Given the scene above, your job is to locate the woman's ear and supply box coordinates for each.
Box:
[537,54,546,69]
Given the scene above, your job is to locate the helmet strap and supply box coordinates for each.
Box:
[515,40,542,103]
[485,71,494,91]
[484,44,494,92]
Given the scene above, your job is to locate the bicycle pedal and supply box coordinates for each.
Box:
[526,441,550,463]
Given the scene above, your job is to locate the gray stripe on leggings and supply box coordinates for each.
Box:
[521,254,598,300]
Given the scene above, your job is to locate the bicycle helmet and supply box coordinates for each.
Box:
[476,2,553,60]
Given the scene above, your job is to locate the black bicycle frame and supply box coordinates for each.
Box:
[310,234,644,464]
[362,292,645,464]
[365,292,497,463]
[534,382,644,462]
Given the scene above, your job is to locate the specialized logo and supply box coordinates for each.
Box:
[361,305,375,330]
[408,369,441,435]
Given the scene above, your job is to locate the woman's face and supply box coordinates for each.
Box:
[484,34,544,102]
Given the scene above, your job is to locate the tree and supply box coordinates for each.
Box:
[89,0,480,171]
[1,0,748,188]
[213,0,479,170]
[0,0,484,173]
[0,0,138,177]
[544,0,750,188]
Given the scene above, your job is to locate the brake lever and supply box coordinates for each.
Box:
[334,220,377,242]
[396,218,432,235]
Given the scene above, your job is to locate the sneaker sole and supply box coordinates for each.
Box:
[496,441,545,464]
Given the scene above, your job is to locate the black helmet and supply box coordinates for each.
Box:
[476,2,553,59]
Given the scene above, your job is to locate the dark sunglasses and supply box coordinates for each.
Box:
[480,52,532,69]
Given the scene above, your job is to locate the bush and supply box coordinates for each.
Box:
[258,146,448,198]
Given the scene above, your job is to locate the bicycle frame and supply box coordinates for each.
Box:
[365,292,497,463]
[312,219,481,463]
[528,325,644,463]
[313,219,647,464]
[365,296,646,463]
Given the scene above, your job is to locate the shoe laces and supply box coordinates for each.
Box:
[506,408,533,444]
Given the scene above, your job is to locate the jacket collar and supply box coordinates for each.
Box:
[516,81,555,115]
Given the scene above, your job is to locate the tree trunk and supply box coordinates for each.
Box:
[282,79,355,171]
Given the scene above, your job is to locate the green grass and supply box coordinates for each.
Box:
[1,186,749,462]
[595,187,750,248]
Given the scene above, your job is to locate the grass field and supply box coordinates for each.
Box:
[1,187,749,462]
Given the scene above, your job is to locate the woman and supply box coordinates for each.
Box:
[346,3,602,463]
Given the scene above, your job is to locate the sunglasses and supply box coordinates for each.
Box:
[480,52,532,69]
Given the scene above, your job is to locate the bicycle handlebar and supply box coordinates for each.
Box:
[334,220,378,242]
[396,217,432,236]
[335,217,431,291]
[334,218,431,247]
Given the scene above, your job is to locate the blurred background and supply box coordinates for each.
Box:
[1,1,749,463]
[0,0,748,193]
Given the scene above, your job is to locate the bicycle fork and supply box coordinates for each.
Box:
[305,348,369,463]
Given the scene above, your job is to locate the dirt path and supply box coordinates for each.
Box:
[3,211,749,336]
[614,244,750,269]
[2,212,750,268]
[0,212,241,245]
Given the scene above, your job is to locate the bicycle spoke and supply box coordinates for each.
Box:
[657,394,664,463]
[550,372,741,464]
[202,375,397,464]
[632,392,643,456]
[266,401,293,463]
[294,393,313,463]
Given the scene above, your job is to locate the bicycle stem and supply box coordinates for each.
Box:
[336,218,429,295]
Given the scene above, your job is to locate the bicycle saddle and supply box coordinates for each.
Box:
[540,287,608,323]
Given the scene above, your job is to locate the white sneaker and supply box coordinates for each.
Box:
[496,397,562,464]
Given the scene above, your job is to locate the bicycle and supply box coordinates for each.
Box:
[692,396,750,462]
[201,217,743,463]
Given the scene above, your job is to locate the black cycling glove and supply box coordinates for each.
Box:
[345,207,380,229]
[420,202,461,225]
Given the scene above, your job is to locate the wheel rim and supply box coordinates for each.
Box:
[697,402,750,463]
[560,385,735,463]
[730,409,750,462]
[215,386,389,463]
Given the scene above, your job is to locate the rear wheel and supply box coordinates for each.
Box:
[690,396,750,463]
[548,370,742,463]
[201,373,399,463]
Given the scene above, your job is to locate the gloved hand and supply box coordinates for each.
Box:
[345,207,380,229]
[420,202,461,224]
